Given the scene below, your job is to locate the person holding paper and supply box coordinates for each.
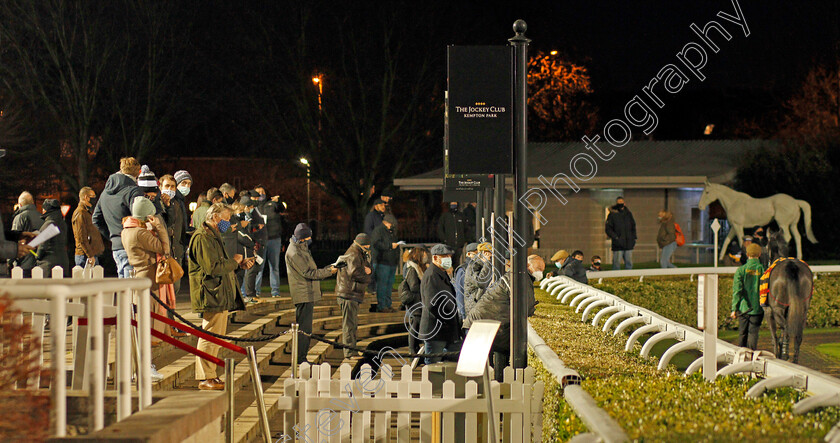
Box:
[11,191,43,276]
[35,199,70,277]
[0,150,35,267]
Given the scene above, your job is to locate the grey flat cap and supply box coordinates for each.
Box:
[430,244,455,256]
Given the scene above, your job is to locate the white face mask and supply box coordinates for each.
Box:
[532,270,544,282]
[439,257,452,270]
[161,189,176,199]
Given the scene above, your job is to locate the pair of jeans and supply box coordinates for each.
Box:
[738,311,764,350]
[259,238,283,296]
[373,263,396,311]
[424,338,463,365]
[112,249,134,278]
[612,250,633,270]
[660,242,677,268]
[74,255,100,268]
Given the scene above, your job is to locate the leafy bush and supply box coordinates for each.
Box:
[591,274,840,329]
[530,288,840,441]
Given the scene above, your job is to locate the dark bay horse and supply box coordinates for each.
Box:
[763,230,813,363]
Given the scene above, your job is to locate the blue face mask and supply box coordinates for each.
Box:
[217,219,231,233]
[177,185,190,197]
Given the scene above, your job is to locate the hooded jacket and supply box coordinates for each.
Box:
[335,242,371,302]
[36,208,70,276]
[12,204,43,270]
[92,172,144,251]
[605,204,637,251]
[188,222,244,313]
[284,237,333,305]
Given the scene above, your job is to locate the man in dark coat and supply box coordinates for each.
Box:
[335,233,372,358]
[462,202,477,243]
[437,202,467,265]
[36,199,70,277]
[11,191,43,275]
[363,199,387,235]
[93,158,144,278]
[371,213,400,312]
[419,244,462,364]
[254,185,286,297]
[604,196,637,270]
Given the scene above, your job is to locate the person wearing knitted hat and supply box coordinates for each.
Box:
[121,196,170,380]
[35,198,70,277]
[335,233,373,358]
[284,222,338,364]
[173,170,192,197]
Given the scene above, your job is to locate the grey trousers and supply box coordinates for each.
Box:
[244,259,265,297]
[295,302,314,363]
[338,298,359,358]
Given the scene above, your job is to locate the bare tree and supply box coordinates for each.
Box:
[242,3,443,231]
[527,51,599,141]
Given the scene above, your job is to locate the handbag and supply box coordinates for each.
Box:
[156,255,184,284]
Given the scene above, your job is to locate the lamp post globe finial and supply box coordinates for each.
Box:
[513,19,527,35]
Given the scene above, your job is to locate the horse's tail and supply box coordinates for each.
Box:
[785,262,806,347]
[798,200,818,243]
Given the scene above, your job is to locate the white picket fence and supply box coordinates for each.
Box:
[0,265,153,437]
[275,362,544,443]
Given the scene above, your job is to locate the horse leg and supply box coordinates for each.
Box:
[719,229,737,261]
[789,223,803,260]
[764,307,778,357]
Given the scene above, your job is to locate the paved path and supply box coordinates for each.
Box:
[725,331,840,377]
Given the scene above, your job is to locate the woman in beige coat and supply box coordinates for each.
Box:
[121,197,171,343]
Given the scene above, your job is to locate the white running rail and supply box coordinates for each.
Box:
[586,265,840,283]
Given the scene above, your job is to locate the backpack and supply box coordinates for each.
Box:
[674,223,685,247]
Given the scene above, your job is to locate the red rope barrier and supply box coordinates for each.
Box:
[131,319,225,367]
[148,311,247,355]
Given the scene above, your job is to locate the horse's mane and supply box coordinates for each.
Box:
[709,183,753,201]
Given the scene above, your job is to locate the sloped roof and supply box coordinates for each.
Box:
[395,139,778,190]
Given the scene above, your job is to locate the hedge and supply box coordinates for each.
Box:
[591,273,840,330]
[530,288,840,441]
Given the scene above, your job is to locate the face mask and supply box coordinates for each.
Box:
[306,239,313,247]
[616,203,624,210]
[177,186,190,197]
[257,194,266,201]
[440,257,452,269]
[162,189,176,199]
[88,197,97,207]
[225,196,235,204]
[449,204,458,212]
[217,219,231,233]
[532,270,543,282]
[555,262,562,268]
[593,261,601,267]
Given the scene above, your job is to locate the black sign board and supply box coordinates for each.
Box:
[447,45,513,175]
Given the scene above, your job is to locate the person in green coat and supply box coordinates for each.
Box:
[188,202,248,391]
[730,243,765,350]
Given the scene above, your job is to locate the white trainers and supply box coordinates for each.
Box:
[150,364,164,382]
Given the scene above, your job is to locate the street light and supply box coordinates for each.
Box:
[300,157,310,222]
[312,75,323,132]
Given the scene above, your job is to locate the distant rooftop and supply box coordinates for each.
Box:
[396,139,778,190]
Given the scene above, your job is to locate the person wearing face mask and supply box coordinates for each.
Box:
[285,222,338,364]
[188,202,249,391]
[419,244,462,365]
[605,196,637,270]
[588,255,602,272]
[159,175,187,291]
[454,243,479,320]
[436,201,467,266]
[464,254,544,378]
[72,187,104,268]
[399,247,428,354]
[561,250,588,284]
[335,233,373,358]
[173,170,193,235]
[219,183,237,205]
[35,199,70,277]
[253,185,285,298]
[371,214,400,313]
[546,250,569,278]
[464,242,495,318]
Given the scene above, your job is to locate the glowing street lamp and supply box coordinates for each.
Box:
[300,158,311,221]
[549,50,558,55]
